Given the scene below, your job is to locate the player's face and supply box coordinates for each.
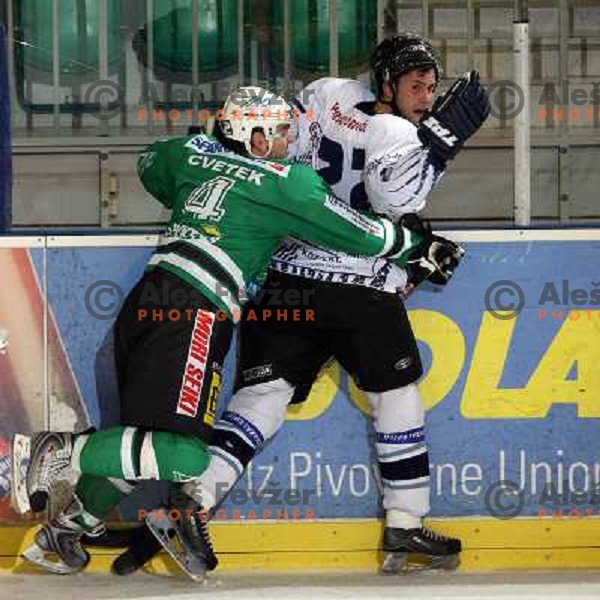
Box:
[249,125,290,159]
[250,129,270,156]
[393,69,437,123]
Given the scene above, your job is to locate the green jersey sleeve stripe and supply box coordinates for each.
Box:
[377,219,396,257]
[147,253,241,316]
[155,241,241,303]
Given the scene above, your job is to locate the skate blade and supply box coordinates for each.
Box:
[22,541,79,575]
[145,511,208,582]
[11,434,31,515]
[381,551,408,574]
[382,552,460,575]
[430,553,460,571]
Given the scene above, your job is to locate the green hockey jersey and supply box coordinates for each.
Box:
[138,134,409,321]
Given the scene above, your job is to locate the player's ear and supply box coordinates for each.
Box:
[382,81,394,102]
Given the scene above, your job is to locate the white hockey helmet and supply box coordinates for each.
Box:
[218,86,293,157]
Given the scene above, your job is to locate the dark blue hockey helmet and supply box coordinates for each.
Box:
[371,34,441,99]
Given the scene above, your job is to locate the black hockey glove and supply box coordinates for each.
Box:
[418,70,490,170]
[407,235,465,287]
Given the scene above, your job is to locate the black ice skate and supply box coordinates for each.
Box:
[144,493,217,581]
[381,526,461,574]
[110,522,166,576]
[21,496,104,575]
[11,432,75,515]
[111,479,217,577]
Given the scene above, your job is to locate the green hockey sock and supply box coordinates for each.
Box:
[74,474,132,528]
[72,426,210,482]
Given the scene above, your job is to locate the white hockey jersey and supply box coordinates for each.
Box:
[271,77,442,292]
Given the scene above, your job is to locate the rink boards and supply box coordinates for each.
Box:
[1,229,600,571]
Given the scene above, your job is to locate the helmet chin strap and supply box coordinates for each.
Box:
[381,81,409,120]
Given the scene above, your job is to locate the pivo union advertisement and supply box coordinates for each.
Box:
[1,237,599,521]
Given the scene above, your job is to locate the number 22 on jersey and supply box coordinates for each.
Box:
[317,135,367,210]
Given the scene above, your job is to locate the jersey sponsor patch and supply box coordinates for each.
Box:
[329,101,368,132]
[270,244,409,293]
[242,364,274,383]
[204,370,221,427]
[164,222,221,245]
[250,157,291,177]
[324,194,384,238]
[185,134,226,155]
[176,309,215,418]
[271,262,371,286]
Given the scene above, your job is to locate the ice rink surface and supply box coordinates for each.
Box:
[2,571,600,600]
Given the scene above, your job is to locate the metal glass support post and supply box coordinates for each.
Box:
[251,38,258,86]
[283,0,291,97]
[99,0,109,135]
[146,0,155,134]
[0,24,12,231]
[467,0,474,69]
[329,0,338,78]
[514,20,531,226]
[377,0,385,43]
[238,0,244,85]
[191,0,199,128]
[558,0,570,223]
[6,0,17,129]
[52,0,61,133]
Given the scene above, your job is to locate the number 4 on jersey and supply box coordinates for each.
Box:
[186,176,235,221]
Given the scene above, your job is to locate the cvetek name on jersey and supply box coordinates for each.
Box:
[188,155,265,185]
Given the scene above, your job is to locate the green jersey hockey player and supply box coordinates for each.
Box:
[11,86,433,581]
